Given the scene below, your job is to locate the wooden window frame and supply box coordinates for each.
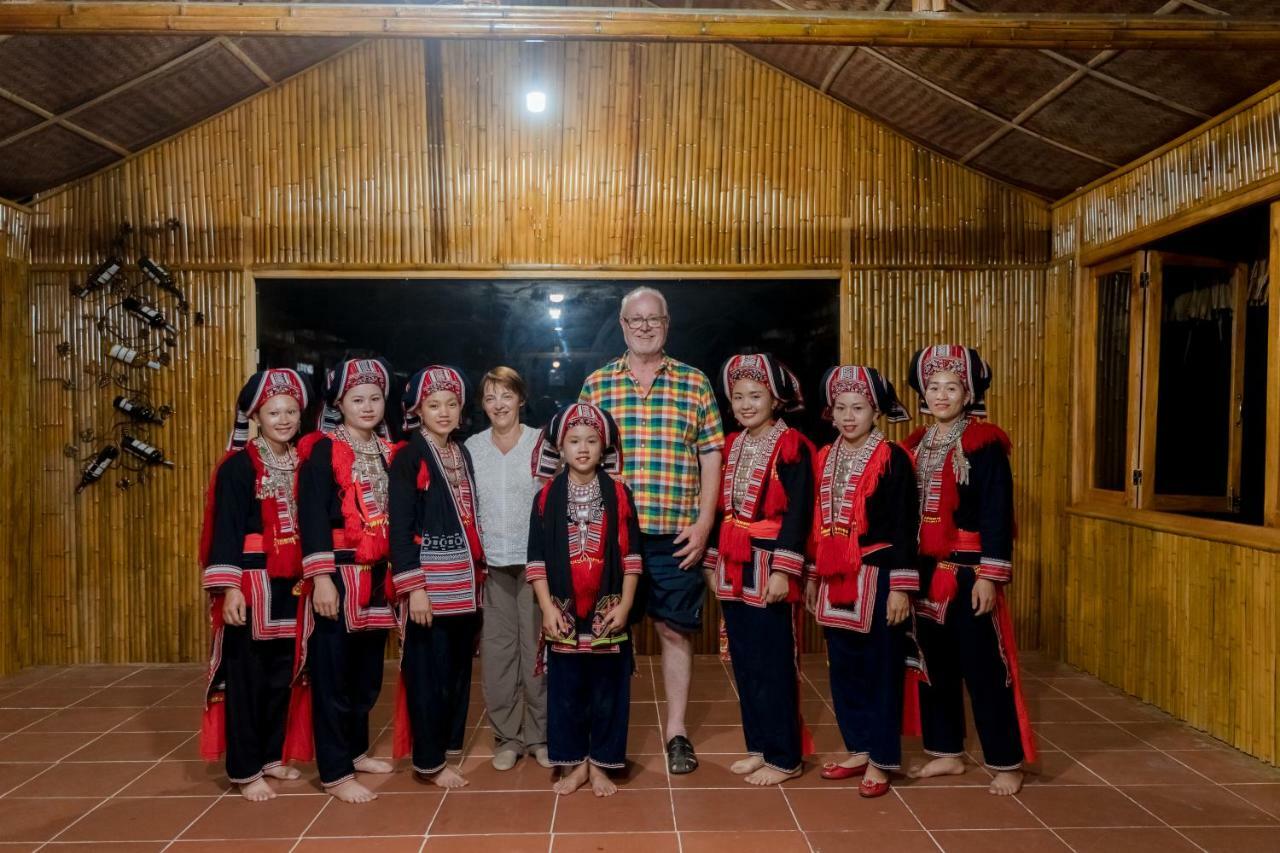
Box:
[1073,206,1278,539]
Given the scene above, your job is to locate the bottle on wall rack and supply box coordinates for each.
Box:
[113,396,166,425]
[72,257,124,299]
[76,445,119,492]
[121,435,174,468]
[108,344,162,371]
[122,297,177,335]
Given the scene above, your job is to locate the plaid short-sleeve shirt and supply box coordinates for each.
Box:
[580,353,724,535]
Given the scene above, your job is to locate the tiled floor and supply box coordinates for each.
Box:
[0,652,1277,851]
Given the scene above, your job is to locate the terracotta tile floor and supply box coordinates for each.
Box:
[0,652,1277,852]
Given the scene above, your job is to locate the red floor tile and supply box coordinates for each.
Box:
[553,788,675,833]
[169,843,296,852]
[1165,747,1280,784]
[897,788,1040,830]
[0,731,99,762]
[68,731,192,761]
[429,791,555,835]
[553,831,679,853]
[1023,696,1106,723]
[2,687,100,708]
[931,829,1073,852]
[117,761,230,797]
[0,796,100,842]
[672,788,797,832]
[57,796,216,842]
[1121,784,1279,827]
[422,836,549,852]
[807,829,937,852]
[180,795,327,840]
[1020,751,1105,786]
[784,787,916,831]
[0,708,49,732]
[1034,722,1147,751]
[1121,722,1221,750]
[1228,784,1280,819]
[1055,827,1201,852]
[1178,827,1280,852]
[0,761,43,795]
[1017,785,1161,827]
[8,761,152,798]
[1071,749,1204,785]
[305,791,442,837]
[680,830,811,852]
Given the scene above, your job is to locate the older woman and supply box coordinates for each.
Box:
[464,367,549,770]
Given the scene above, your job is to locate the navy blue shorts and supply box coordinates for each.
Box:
[642,533,706,633]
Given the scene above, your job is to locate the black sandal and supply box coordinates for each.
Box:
[666,735,699,775]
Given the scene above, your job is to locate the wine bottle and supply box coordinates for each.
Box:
[138,256,186,305]
[108,344,162,371]
[76,445,119,493]
[121,435,174,468]
[73,257,123,299]
[122,296,177,335]
[113,396,165,425]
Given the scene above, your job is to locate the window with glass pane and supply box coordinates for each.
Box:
[1092,269,1131,491]
[1152,263,1236,502]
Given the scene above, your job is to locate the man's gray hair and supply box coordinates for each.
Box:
[619,286,669,318]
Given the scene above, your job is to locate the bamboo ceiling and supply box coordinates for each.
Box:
[4,0,1280,200]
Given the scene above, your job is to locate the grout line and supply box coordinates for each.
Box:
[650,656,682,853]
[286,786,334,852]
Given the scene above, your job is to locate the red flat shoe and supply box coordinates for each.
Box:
[858,777,891,798]
[820,762,868,780]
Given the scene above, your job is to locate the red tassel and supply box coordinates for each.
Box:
[718,515,752,564]
[761,471,789,518]
[901,669,923,737]
[928,563,959,604]
[392,674,413,760]
[537,479,553,515]
[416,460,430,491]
[200,698,226,762]
[281,683,314,762]
[356,569,372,608]
[994,593,1038,764]
[613,480,631,556]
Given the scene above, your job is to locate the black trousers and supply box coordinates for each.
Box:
[546,642,632,769]
[824,573,908,770]
[308,610,387,786]
[916,566,1024,770]
[402,612,480,775]
[722,600,802,773]
[221,622,294,784]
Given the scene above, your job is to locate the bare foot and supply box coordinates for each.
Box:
[865,764,890,784]
[989,769,1024,796]
[909,756,965,778]
[238,778,276,801]
[838,755,869,769]
[730,755,765,775]
[744,765,801,786]
[264,765,300,781]
[327,778,377,803]
[589,764,618,797]
[354,756,394,774]
[424,766,469,789]
[553,763,590,796]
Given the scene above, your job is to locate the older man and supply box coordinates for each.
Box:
[579,286,724,774]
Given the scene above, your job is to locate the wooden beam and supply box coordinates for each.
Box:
[4,4,1280,49]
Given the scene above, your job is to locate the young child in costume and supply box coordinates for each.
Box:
[527,402,643,797]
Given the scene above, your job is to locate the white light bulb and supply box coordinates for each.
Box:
[549,292,565,303]
[549,307,562,320]
[526,91,547,113]
[552,360,562,369]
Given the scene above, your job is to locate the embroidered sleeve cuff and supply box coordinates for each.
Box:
[622,554,643,576]
[302,552,336,578]
[701,547,719,571]
[525,561,547,582]
[771,549,804,576]
[977,558,1013,584]
[394,568,428,596]
[889,568,920,592]
[202,564,242,589]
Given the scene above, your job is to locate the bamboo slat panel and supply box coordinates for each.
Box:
[1066,515,1279,764]
[0,204,33,677]
[23,38,1050,665]
[1053,83,1280,259]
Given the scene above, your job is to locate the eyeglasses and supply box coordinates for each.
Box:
[623,315,668,330]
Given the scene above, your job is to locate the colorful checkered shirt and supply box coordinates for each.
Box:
[580,353,724,535]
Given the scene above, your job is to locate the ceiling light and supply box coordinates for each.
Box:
[549,292,565,303]
[526,90,547,113]
[549,307,562,320]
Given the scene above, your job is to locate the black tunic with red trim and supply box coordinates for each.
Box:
[526,469,644,653]
[387,430,486,614]
[296,432,398,635]
[199,442,303,762]
[704,422,814,606]
[902,419,1014,594]
[809,433,919,632]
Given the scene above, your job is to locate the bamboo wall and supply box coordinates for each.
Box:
[21,39,1050,666]
[1050,84,1280,763]
[0,202,33,677]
